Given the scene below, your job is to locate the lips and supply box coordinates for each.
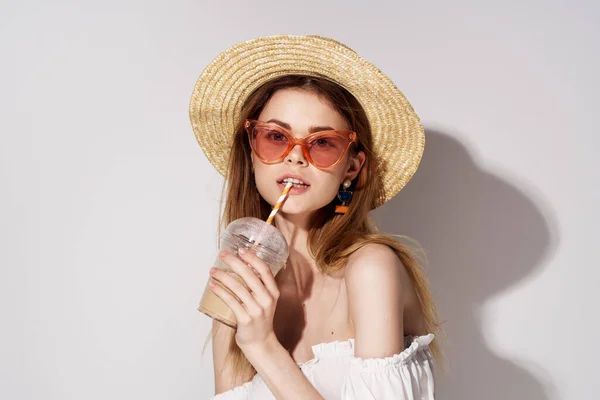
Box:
[276,173,310,186]
[277,181,310,194]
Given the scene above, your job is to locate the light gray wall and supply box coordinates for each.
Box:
[1,1,598,399]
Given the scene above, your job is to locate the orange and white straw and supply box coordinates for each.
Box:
[266,181,293,225]
[250,181,293,252]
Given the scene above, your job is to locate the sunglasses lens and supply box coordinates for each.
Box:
[248,122,351,168]
[251,126,289,161]
[308,134,349,167]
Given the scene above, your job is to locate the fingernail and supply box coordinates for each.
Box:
[238,248,247,255]
[219,250,227,258]
[209,267,216,274]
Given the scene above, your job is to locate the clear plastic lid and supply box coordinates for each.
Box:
[221,217,289,264]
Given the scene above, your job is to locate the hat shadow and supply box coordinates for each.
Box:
[372,128,558,399]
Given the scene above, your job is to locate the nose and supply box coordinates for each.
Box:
[284,144,308,166]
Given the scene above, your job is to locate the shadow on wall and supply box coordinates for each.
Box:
[372,128,559,400]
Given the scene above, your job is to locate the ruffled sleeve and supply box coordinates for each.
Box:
[341,334,436,400]
[211,381,253,400]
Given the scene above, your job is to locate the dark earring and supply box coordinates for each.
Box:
[335,180,353,214]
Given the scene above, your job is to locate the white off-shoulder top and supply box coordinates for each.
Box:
[212,333,435,400]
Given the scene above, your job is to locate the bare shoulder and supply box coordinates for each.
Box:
[345,243,408,288]
[344,243,408,357]
[344,242,426,337]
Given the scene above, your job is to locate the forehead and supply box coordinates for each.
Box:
[257,89,349,132]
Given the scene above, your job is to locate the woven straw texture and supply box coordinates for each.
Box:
[189,34,424,208]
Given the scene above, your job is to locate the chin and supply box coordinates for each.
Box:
[278,202,312,216]
[280,197,332,216]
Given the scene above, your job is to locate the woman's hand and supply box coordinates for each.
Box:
[209,247,281,350]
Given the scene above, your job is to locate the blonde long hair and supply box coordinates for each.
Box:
[203,74,445,384]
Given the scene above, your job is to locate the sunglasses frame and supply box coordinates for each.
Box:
[244,119,358,169]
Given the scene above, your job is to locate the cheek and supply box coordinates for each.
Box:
[252,164,276,204]
[320,183,341,203]
[311,172,344,202]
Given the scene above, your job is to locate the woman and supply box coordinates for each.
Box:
[190,35,444,399]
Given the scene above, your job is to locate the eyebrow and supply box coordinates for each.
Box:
[266,119,336,133]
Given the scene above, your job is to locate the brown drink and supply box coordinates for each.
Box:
[198,217,289,328]
[198,276,243,328]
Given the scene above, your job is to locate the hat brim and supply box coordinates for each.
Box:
[189,34,424,208]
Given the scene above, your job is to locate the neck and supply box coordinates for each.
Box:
[273,212,323,295]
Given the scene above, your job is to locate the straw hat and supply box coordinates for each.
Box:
[189,34,424,208]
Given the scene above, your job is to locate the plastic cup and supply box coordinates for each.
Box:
[198,217,289,328]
